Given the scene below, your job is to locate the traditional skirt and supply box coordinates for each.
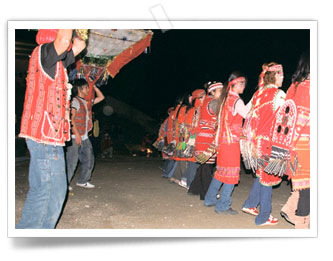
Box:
[214,142,240,185]
[291,138,310,190]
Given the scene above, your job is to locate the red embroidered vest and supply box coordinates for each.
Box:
[219,92,243,144]
[214,92,243,184]
[184,107,196,131]
[73,97,93,136]
[195,96,217,156]
[166,104,180,143]
[19,45,71,146]
[250,86,283,186]
[175,106,186,141]
[286,80,310,190]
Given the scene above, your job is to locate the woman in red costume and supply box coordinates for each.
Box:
[241,62,286,225]
[170,90,205,188]
[172,96,192,187]
[188,82,222,199]
[162,98,183,179]
[279,52,310,229]
[204,72,251,215]
[181,89,206,188]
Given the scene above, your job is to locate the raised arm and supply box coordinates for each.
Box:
[93,85,105,105]
[72,36,86,57]
[53,29,73,56]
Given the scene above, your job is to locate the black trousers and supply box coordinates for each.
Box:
[188,164,214,200]
[296,188,310,216]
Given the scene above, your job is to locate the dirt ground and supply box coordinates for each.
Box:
[15,155,295,230]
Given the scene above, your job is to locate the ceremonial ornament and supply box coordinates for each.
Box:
[264,99,298,176]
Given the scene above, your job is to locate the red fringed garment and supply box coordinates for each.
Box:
[286,80,310,190]
[249,86,286,186]
[194,96,217,164]
[214,92,243,184]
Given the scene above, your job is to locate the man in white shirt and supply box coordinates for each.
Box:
[66,79,104,190]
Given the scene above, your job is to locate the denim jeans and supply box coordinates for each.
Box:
[204,177,235,211]
[184,161,200,189]
[161,160,174,177]
[242,177,272,225]
[166,160,178,178]
[16,139,67,229]
[161,159,169,173]
[66,138,94,184]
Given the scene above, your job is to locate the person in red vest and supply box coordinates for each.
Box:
[279,52,310,229]
[188,82,222,199]
[162,97,183,179]
[181,89,206,188]
[241,63,286,225]
[66,79,104,190]
[204,72,252,215]
[17,29,87,229]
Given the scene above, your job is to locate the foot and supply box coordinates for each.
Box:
[76,182,95,189]
[215,208,238,215]
[168,177,179,184]
[178,180,187,189]
[242,207,259,216]
[280,211,295,225]
[258,215,279,226]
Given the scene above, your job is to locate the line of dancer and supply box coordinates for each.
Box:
[154,52,310,228]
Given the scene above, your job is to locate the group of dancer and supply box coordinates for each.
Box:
[154,53,310,228]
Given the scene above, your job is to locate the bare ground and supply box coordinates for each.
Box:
[15,155,294,229]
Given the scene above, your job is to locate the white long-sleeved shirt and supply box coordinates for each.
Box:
[230,91,252,118]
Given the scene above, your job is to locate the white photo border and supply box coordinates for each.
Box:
[8,20,317,238]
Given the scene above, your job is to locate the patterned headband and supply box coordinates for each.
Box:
[267,64,283,72]
[228,77,246,88]
[258,64,283,88]
[208,82,223,93]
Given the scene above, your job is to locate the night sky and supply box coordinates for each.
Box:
[103,29,309,120]
[15,29,310,121]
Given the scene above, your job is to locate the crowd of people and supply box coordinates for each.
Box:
[15,28,310,230]
[154,53,310,228]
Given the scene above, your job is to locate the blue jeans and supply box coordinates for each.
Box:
[242,177,272,225]
[16,139,67,229]
[66,138,94,184]
[185,161,200,188]
[166,160,178,178]
[161,160,174,177]
[204,177,235,211]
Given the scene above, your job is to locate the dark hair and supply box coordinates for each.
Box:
[183,93,194,113]
[216,71,246,116]
[290,52,310,96]
[292,52,310,84]
[173,95,184,108]
[175,94,191,119]
[71,78,88,97]
[262,62,279,86]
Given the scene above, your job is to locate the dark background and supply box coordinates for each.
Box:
[15,29,310,120]
[15,29,309,150]
[106,29,310,121]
